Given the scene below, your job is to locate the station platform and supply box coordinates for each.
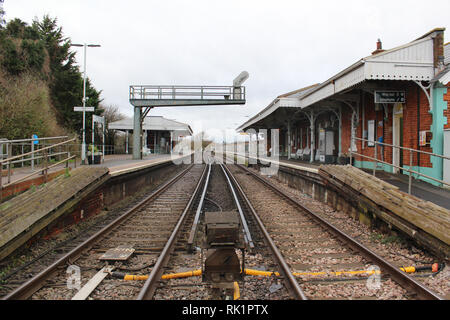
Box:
[0,166,110,260]
[88,154,177,176]
[1,154,178,190]
[278,157,450,211]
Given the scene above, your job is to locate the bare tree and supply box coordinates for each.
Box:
[99,104,126,147]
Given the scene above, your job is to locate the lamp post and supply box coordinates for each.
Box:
[71,43,101,165]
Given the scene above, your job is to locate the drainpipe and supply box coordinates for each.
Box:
[417,86,421,171]
[339,106,342,157]
[361,91,365,150]
[310,111,315,163]
[350,111,355,156]
[125,130,129,154]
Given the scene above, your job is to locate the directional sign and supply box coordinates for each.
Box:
[74,106,95,112]
[374,91,405,103]
[92,115,105,124]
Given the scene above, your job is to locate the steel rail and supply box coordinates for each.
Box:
[221,164,308,300]
[187,164,211,251]
[235,164,443,300]
[2,164,195,300]
[219,164,254,249]
[137,164,208,300]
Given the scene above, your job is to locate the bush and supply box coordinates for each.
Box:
[88,144,99,153]
[21,39,45,72]
[1,38,25,75]
[0,71,66,139]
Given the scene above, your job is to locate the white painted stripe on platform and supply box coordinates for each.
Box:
[109,154,191,177]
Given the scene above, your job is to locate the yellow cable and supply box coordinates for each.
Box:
[233,282,240,300]
[118,265,417,281]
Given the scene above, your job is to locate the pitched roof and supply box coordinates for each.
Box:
[237,28,445,132]
[432,67,450,85]
[277,83,320,98]
[108,116,193,135]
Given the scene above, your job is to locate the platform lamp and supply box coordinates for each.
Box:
[71,43,101,165]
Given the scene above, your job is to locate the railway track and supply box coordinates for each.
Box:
[1,160,443,300]
[2,164,205,300]
[225,163,442,300]
[0,163,190,298]
[150,162,291,300]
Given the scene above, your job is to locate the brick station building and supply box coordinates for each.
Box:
[238,28,449,186]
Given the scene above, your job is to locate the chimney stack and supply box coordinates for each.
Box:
[372,38,385,55]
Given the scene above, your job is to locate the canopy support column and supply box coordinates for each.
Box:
[310,110,315,163]
[287,120,291,159]
[133,106,142,160]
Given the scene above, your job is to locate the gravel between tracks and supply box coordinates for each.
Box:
[24,165,203,299]
[0,165,188,298]
[154,164,291,300]
[229,165,448,299]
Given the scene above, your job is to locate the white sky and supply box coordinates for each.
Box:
[3,0,449,141]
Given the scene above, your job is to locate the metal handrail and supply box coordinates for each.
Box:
[6,151,68,165]
[353,137,450,161]
[1,138,77,201]
[0,138,76,164]
[1,155,76,189]
[0,136,68,145]
[349,136,450,193]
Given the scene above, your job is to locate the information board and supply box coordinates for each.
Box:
[374,91,405,103]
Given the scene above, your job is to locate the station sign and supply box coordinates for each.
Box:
[74,106,95,112]
[374,91,405,103]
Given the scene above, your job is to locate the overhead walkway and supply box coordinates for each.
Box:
[130,72,249,160]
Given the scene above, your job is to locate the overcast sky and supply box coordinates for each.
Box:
[3,0,449,140]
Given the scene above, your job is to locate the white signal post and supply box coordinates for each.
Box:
[71,43,101,165]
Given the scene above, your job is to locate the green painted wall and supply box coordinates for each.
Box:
[429,85,448,186]
[354,85,447,187]
[354,160,393,173]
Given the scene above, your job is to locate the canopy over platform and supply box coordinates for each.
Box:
[109,116,192,155]
[109,116,193,137]
[238,29,443,132]
[237,28,446,165]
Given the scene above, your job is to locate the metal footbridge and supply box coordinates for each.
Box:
[129,72,249,159]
